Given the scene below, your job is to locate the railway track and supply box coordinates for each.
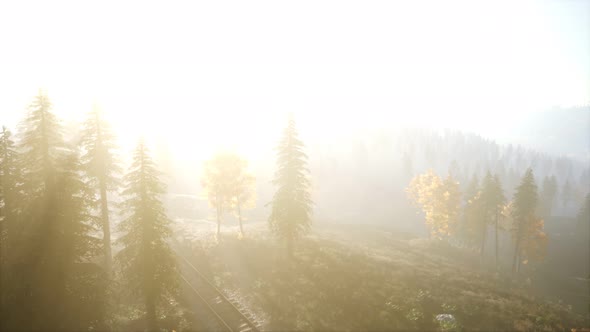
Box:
[173,242,261,332]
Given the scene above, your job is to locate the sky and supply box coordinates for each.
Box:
[0,0,588,159]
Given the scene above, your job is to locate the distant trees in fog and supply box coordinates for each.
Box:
[407,166,551,273]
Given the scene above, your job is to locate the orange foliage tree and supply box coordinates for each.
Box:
[406,170,461,239]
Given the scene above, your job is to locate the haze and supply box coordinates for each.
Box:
[0,1,589,331]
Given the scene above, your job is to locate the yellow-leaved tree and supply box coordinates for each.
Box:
[407,170,461,239]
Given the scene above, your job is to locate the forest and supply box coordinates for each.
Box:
[1,1,590,331]
[0,91,588,331]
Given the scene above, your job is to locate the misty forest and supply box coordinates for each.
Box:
[1,1,590,332]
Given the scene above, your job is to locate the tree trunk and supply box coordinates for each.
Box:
[286,235,293,260]
[146,292,157,332]
[494,208,499,270]
[216,205,221,238]
[237,198,244,235]
[99,180,112,274]
[512,236,521,274]
[480,223,487,262]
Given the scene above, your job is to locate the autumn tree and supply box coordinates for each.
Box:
[228,157,256,236]
[81,104,120,273]
[202,152,238,237]
[407,170,461,239]
[268,116,313,258]
[510,168,546,273]
[116,141,177,331]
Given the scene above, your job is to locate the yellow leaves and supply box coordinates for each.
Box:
[407,170,461,239]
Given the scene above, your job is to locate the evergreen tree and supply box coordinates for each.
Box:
[81,104,120,273]
[561,179,573,208]
[539,175,557,219]
[268,116,313,258]
[464,174,480,204]
[576,193,590,242]
[510,168,544,273]
[460,173,480,246]
[10,91,105,330]
[0,126,22,327]
[116,141,177,331]
[480,172,505,268]
[0,127,21,260]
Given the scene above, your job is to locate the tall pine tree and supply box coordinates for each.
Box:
[511,168,541,273]
[11,91,105,330]
[0,126,22,327]
[81,104,120,273]
[116,140,177,331]
[268,116,313,258]
[480,172,505,268]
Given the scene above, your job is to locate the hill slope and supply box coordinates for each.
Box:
[176,222,589,331]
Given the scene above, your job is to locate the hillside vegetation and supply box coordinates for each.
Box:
[179,224,589,331]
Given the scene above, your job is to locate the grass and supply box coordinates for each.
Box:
[180,224,589,331]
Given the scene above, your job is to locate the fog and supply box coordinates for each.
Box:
[1,1,589,331]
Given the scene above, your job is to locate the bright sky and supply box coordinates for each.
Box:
[0,0,588,160]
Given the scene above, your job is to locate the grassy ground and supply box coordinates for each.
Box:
[179,222,589,331]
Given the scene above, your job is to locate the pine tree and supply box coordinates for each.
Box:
[576,193,590,241]
[0,127,21,262]
[510,168,543,273]
[459,173,480,246]
[463,174,484,248]
[561,179,573,208]
[116,141,177,331]
[268,116,313,258]
[11,91,105,330]
[480,172,505,268]
[539,175,557,219]
[81,104,120,273]
[0,126,22,327]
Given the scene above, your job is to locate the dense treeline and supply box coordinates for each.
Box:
[0,92,179,331]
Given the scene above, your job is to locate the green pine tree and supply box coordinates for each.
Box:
[0,126,22,327]
[268,116,313,258]
[511,168,539,273]
[11,91,105,330]
[463,174,484,248]
[480,172,505,268]
[539,175,557,219]
[116,140,178,331]
[81,103,120,273]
